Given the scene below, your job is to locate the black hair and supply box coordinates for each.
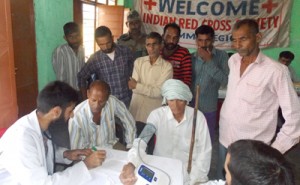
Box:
[163,22,181,36]
[279,51,295,61]
[63,22,80,36]
[146,32,163,44]
[37,81,79,114]
[95,26,112,39]
[195,25,215,38]
[233,19,259,34]
[228,140,295,185]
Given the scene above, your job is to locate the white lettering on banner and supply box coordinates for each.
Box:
[134,0,293,49]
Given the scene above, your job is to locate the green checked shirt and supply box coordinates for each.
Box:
[191,48,229,113]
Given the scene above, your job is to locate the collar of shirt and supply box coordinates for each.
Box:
[146,55,164,66]
[236,50,264,65]
[166,106,188,124]
[86,101,107,125]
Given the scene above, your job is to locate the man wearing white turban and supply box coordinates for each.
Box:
[120,79,212,185]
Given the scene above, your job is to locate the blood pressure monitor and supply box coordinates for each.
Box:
[135,164,170,185]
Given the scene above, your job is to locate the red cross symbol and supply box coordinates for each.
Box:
[261,0,278,14]
[144,0,157,10]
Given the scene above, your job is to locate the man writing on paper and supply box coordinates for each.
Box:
[120,79,212,185]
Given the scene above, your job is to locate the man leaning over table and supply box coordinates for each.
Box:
[0,81,106,185]
[69,80,136,151]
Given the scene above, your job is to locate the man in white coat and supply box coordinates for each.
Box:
[0,81,106,185]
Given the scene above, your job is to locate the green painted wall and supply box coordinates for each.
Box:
[34,0,73,90]
[263,0,300,77]
[118,0,124,6]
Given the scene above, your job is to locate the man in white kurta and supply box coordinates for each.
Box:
[120,79,212,185]
[0,81,105,185]
[128,32,173,122]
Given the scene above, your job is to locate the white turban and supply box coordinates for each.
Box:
[161,79,193,104]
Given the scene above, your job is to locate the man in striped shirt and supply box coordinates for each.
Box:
[191,25,229,143]
[52,22,85,90]
[69,80,136,151]
[161,23,192,87]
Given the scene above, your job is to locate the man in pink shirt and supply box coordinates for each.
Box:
[217,19,300,179]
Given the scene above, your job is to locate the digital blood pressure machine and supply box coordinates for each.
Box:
[135,164,170,185]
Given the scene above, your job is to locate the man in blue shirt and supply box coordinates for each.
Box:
[191,25,229,143]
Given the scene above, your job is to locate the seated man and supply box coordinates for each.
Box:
[0,81,106,184]
[278,51,300,83]
[120,79,212,185]
[69,80,136,151]
[204,139,295,185]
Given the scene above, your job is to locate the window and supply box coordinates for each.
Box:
[80,0,126,61]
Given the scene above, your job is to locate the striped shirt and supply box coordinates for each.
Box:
[161,46,192,86]
[191,48,229,113]
[68,95,136,149]
[52,44,85,90]
[220,52,300,153]
[77,44,134,107]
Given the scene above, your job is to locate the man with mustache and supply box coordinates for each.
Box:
[161,23,192,87]
[117,10,147,59]
[191,25,229,143]
[52,22,85,91]
[217,19,300,179]
[78,26,134,108]
[69,80,136,151]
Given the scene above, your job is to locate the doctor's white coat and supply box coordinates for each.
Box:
[0,110,92,185]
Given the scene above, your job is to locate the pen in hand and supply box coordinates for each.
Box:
[92,146,97,152]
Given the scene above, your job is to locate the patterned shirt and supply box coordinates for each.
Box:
[191,48,229,113]
[52,44,85,90]
[77,44,134,107]
[220,52,300,153]
[68,95,136,149]
[161,46,192,86]
[117,33,148,59]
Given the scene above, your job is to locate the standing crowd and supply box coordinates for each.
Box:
[0,9,299,185]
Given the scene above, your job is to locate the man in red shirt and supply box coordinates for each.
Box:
[161,23,192,87]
